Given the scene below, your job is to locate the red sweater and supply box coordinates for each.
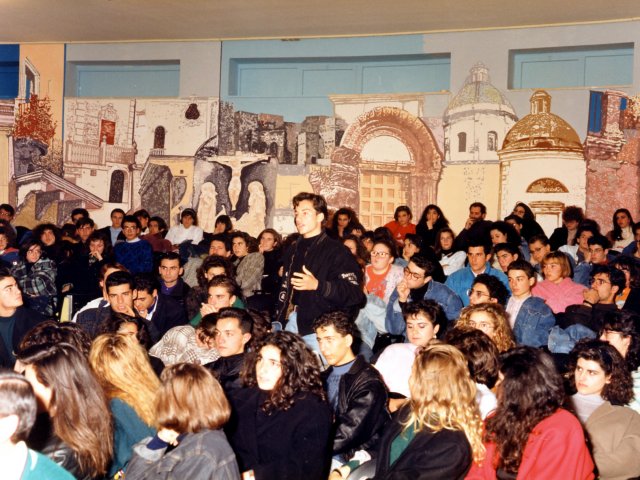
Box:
[466,409,594,480]
[384,221,416,246]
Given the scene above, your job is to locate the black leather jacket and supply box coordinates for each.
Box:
[322,355,390,459]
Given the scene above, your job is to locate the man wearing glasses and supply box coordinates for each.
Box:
[113,215,154,274]
[385,255,462,337]
[573,234,611,287]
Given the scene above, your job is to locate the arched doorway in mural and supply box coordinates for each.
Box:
[315,107,443,229]
[109,170,125,203]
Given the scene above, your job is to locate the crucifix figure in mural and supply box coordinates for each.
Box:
[213,153,269,211]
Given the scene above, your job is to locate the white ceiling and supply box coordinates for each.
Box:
[2,0,640,43]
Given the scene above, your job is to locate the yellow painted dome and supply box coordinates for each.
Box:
[501,90,583,153]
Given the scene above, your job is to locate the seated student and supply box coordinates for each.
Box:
[527,233,552,278]
[384,205,416,247]
[549,206,584,251]
[140,216,172,254]
[609,256,640,311]
[621,221,640,259]
[205,308,254,394]
[185,255,236,320]
[333,344,484,480]
[599,310,640,413]
[434,227,466,277]
[164,208,204,251]
[568,339,640,480]
[401,233,423,265]
[607,208,635,253]
[375,300,446,410]
[532,251,586,314]
[226,331,332,480]
[182,233,233,288]
[149,312,220,366]
[560,223,598,265]
[90,334,159,478]
[493,242,520,273]
[549,265,626,354]
[314,311,389,467]
[158,252,191,310]
[386,255,462,337]
[0,371,75,480]
[574,234,611,287]
[230,232,264,298]
[503,214,531,262]
[190,275,242,326]
[16,343,112,479]
[0,267,44,369]
[506,259,556,347]
[113,216,153,274]
[11,239,57,317]
[445,327,499,419]
[468,274,510,306]
[457,303,515,353]
[466,347,594,480]
[97,208,125,248]
[134,209,150,235]
[125,363,240,480]
[133,273,187,338]
[445,240,510,306]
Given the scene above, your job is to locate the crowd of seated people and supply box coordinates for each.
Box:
[3,195,640,479]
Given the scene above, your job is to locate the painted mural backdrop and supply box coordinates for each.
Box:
[2,45,640,236]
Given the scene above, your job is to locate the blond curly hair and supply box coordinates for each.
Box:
[457,303,515,352]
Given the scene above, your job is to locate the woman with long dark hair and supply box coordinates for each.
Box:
[328,207,359,239]
[607,208,634,252]
[125,363,240,479]
[11,238,57,317]
[416,204,450,248]
[17,342,113,479]
[467,346,594,479]
[512,202,545,242]
[227,331,332,480]
[434,227,466,277]
[568,339,640,479]
[230,231,264,298]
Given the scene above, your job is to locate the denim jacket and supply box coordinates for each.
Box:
[444,263,510,306]
[385,280,463,336]
[512,296,556,347]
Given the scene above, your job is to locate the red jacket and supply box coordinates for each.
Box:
[466,409,594,480]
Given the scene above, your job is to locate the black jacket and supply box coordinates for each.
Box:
[205,352,245,395]
[150,294,188,337]
[160,278,191,313]
[275,231,365,335]
[371,404,472,479]
[321,355,390,459]
[227,387,332,480]
[0,306,45,368]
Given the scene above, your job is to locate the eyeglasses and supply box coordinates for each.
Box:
[403,267,425,280]
[122,225,138,231]
[466,288,491,299]
[371,251,390,257]
[590,277,611,286]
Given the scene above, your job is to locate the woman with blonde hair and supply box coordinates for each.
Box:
[334,343,484,479]
[89,333,160,478]
[532,251,586,314]
[125,363,240,479]
[457,303,515,352]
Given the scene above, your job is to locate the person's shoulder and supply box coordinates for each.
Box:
[23,449,75,480]
[537,408,583,433]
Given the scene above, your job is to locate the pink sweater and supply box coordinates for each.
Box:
[532,277,586,313]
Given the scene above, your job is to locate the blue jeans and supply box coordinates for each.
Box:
[285,311,327,367]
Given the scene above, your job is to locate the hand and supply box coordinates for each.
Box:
[464,217,475,230]
[427,220,434,230]
[157,428,180,446]
[291,265,319,291]
[583,249,592,264]
[328,465,351,480]
[200,303,216,316]
[90,250,103,261]
[397,279,410,302]
[583,289,599,305]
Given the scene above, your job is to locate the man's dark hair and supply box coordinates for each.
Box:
[527,233,549,247]
[402,299,447,339]
[105,270,134,291]
[121,215,141,230]
[292,192,328,221]
[197,255,235,288]
[71,208,89,219]
[494,242,519,256]
[133,272,160,294]
[506,259,536,279]
[110,208,125,217]
[207,275,242,299]
[134,209,150,221]
[215,307,254,336]
[75,217,95,230]
[503,214,523,226]
[562,206,584,224]
[159,251,184,267]
[0,372,37,443]
[591,264,626,293]
[149,216,168,233]
[403,233,423,250]
[472,274,510,305]
[588,234,611,250]
[409,255,437,278]
[209,233,232,253]
[445,328,499,389]
[467,239,491,255]
[470,202,487,215]
[0,204,15,217]
[313,310,356,338]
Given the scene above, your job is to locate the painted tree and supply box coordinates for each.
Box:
[12,94,57,144]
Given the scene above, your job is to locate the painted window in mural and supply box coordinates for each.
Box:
[487,131,497,151]
[510,43,633,89]
[100,120,116,145]
[458,132,467,152]
[109,170,125,203]
[154,126,166,149]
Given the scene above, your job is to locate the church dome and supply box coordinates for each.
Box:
[444,63,516,121]
[501,90,583,153]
